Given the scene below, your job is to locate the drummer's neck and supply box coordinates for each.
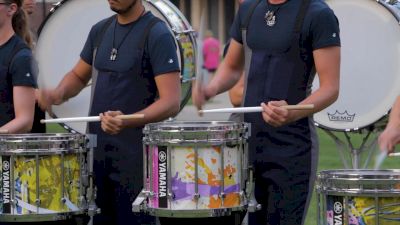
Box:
[117,3,145,25]
[0,26,14,46]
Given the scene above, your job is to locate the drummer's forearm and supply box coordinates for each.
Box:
[54,59,92,103]
[55,70,88,103]
[209,61,243,96]
[387,96,400,128]
[123,98,180,128]
[290,85,339,122]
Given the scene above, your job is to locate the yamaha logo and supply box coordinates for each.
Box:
[159,151,167,162]
[334,201,343,214]
[3,161,9,171]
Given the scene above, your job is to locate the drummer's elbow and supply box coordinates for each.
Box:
[169,100,180,117]
[162,97,180,118]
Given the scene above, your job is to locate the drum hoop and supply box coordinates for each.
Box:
[313,0,400,131]
[144,206,247,218]
[318,169,400,181]
[0,211,88,222]
[144,0,196,108]
[37,0,69,36]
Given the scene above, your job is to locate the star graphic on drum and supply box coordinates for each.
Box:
[334,201,343,214]
[159,151,167,162]
[3,160,9,171]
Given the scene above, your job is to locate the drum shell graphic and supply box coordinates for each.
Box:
[0,133,92,222]
[316,169,400,225]
[137,121,250,218]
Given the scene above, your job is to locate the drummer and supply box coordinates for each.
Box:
[379,96,400,154]
[0,0,36,134]
[37,0,181,224]
[193,0,340,225]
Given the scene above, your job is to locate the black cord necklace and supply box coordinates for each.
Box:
[265,0,283,27]
[110,8,146,61]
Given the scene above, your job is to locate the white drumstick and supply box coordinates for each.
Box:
[389,152,400,157]
[0,129,9,134]
[40,114,145,124]
[199,104,314,114]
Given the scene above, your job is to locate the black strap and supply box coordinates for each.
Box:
[5,42,29,74]
[138,17,162,53]
[93,15,161,57]
[94,15,115,49]
[241,0,262,31]
[293,0,311,35]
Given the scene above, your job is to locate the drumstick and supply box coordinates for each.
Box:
[40,114,145,124]
[199,104,314,114]
[0,129,9,134]
[389,152,400,157]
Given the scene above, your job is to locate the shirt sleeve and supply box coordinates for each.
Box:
[310,7,341,50]
[9,49,37,88]
[229,5,244,44]
[147,23,180,76]
[80,24,98,65]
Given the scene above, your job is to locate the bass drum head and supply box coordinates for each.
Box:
[312,0,400,131]
[35,0,196,133]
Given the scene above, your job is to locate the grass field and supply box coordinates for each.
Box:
[46,124,399,225]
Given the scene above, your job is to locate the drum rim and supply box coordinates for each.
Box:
[145,121,248,129]
[313,0,400,131]
[144,206,247,218]
[0,210,88,222]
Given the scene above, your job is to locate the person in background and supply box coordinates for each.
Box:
[0,0,36,134]
[37,0,181,224]
[22,0,35,15]
[193,0,340,225]
[203,30,220,78]
[379,96,400,154]
[22,0,46,133]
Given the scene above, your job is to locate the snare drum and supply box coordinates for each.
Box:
[312,0,400,131]
[35,0,196,133]
[133,121,250,218]
[0,134,91,222]
[316,170,400,225]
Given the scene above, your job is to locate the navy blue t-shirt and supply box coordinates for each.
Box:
[80,11,180,76]
[0,35,37,126]
[0,35,37,87]
[230,0,340,52]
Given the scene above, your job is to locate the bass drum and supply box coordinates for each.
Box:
[312,0,400,131]
[35,0,196,133]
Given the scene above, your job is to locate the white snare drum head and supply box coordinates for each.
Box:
[312,0,400,131]
[36,0,195,133]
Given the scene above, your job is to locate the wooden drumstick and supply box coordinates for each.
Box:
[40,114,145,124]
[199,104,314,114]
[0,129,9,134]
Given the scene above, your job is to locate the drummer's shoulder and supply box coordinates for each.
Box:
[144,13,173,37]
[309,0,336,15]
[89,16,116,34]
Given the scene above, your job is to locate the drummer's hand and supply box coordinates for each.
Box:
[378,125,400,154]
[191,81,217,111]
[261,101,292,127]
[100,111,126,135]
